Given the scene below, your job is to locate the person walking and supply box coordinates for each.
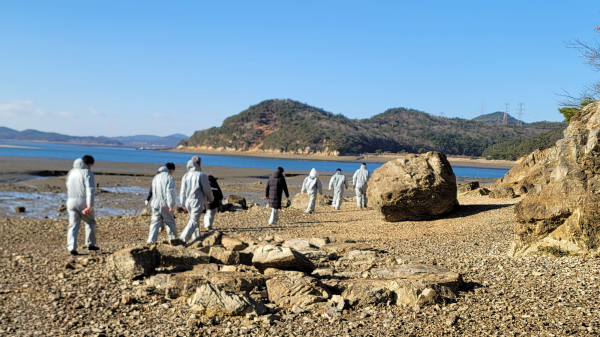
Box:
[147,163,178,243]
[265,167,289,225]
[66,155,97,255]
[200,175,223,232]
[329,168,348,210]
[179,156,213,242]
[353,162,371,209]
[301,168,323,214]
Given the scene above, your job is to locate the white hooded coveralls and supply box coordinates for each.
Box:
[329,171,348,210]
[301,168,322,214]
[147,166,178,243]
[353,164,371,208]
[66,158,96,251]
[179,159,213,242]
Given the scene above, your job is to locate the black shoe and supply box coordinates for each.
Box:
[69,250,79,256]
[87,246,99,251]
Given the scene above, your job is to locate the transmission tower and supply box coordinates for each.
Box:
[502,103,510,124]
[516,103,525,126]
[440,112,445,118]
[481,101,485,116]
[469,111,473,120]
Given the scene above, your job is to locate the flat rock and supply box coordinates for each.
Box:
[105,246,160,280]
[308,237,330,248]
[488,185,516,199]
[283,239,312,251]
[321,243,373,255]
[252,245,316,273]
[190,282,267,316]
[457,181,479,194]
[343,250,376,261]
[370,264,463,290]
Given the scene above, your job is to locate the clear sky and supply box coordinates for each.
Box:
[0,1,598,137]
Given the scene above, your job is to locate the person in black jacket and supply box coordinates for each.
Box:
[201,175,223,231]
[265,167,289,225]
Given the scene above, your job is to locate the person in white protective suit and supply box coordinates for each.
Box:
[328,168,348,210]
[179,156,213,243]
[301,168,323,214]
[66,155,97,255]
[147,163,178,243]
[353,162,371,209]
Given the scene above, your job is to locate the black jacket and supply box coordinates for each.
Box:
[207,176,223,210]
[265,170,289,209]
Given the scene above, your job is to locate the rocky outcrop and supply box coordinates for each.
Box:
[266,272,332,308]
[367,152,458,222]
[189,282,267,316]
[506,101,600,257]
[155,244,210,267]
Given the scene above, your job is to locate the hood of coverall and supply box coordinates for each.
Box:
[73,158,87,169]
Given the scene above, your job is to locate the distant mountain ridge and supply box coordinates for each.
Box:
[0,127,188,148]
[181,99,566,156]
[0,127,122,145]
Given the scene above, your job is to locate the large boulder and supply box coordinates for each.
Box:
[367,152,458,222]
[457,181,479,194]
[106,246,160,280]
[189,282,267,316]
[506,101,600,257]
[252,245,316,273]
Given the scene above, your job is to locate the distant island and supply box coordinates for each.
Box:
[0,127,188,149]
[180,99,567,160]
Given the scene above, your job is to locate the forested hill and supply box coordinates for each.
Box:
[181,99,566,156]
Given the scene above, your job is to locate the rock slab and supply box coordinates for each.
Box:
[367,152,458,222]
[190,282,267,316]
[252,245,316,273]
[106,246,160,280]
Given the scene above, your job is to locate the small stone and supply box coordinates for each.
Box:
[291,305,306,314]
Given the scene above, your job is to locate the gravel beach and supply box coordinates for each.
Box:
[1,157,595,336]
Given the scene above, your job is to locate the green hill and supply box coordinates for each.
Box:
[481,129,565,160]
[181,99,566,156]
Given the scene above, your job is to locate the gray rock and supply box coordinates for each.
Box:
[252,245,316,273]
[105,246,160,280]
[266,272,331,308]
[155,244,210,267]
[190,282,267,316]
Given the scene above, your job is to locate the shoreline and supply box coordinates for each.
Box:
[168,148,517,170]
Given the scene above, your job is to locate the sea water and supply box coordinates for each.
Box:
[0,141,509,178]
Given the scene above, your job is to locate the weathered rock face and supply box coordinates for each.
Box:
[106,246,160,280]
[367,152,458,222]
[189,282,267,316]
[502,101,600,257]
[252,245,316,273]
[266,273,332,308]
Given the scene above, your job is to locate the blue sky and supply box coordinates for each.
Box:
[0,1,598,137]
